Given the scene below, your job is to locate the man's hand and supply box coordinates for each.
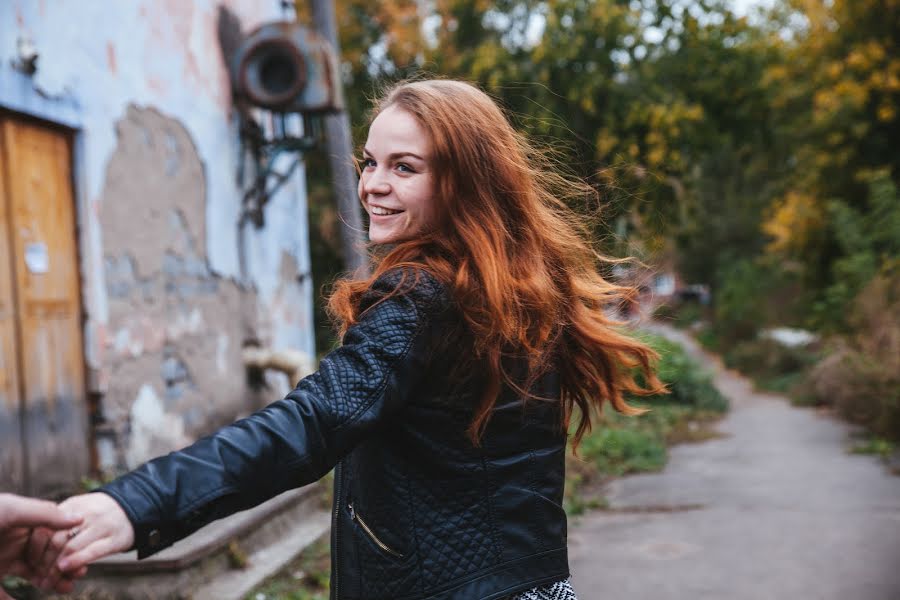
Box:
[26,493,134,592]
[0,493,85,598]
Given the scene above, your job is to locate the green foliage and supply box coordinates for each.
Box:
[850,436,896,459]
[711,259,769,343]
[723,337,820,393]
[578,426,667,477]
[1,577,30,600]
[805,272,900,440]
[564,332,727,514]
[565,401,724,515]
[637,333,729,412]
[812,172,900,331]
[302,0,898,343]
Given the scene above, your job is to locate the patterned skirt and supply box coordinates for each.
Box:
[508,578,578,600]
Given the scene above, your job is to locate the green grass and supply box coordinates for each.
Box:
[563,332,728,515]
[246,534,331,600]
[564,403,724,516]
[849,435,895,459]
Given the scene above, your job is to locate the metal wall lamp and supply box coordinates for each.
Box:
[229,21,344,227]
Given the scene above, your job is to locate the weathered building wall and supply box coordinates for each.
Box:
[0,0,316,480]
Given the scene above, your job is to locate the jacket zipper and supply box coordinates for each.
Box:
[331,464,343,600]
[348,502,404,558]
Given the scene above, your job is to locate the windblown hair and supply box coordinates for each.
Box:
[328,79,666,450]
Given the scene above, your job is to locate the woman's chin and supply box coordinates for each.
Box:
[369,228,406,245]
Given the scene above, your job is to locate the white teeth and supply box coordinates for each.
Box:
[370,206,402,216]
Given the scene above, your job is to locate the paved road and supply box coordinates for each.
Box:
[569,325,900,600]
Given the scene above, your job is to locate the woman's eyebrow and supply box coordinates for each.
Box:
[362,148,425,161]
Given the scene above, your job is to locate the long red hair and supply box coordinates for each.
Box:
[328,79,666,449]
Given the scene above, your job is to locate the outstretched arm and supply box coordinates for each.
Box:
[52,269,445,577]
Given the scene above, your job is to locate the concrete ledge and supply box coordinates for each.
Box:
[67,483,331,599]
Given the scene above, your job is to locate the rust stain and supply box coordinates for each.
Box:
[106,42,117,76]
[146,0,228,108]
[146,76,168,95]
[91,321,108,368]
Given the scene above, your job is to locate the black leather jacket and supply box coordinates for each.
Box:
[100,268,569,600]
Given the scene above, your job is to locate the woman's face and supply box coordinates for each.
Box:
[359,106,436,244]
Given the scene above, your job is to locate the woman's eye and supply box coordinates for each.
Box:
[396,163,414,173]
[362,158,376,169]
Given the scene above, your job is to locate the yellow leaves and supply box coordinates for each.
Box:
[826,61,843,80]
[647,147,666,167]
[470,42,502,78]
[833,78,869,106]
[885,72,900,92]
[877,103,896,122]
[579,94,596,115]
[595,128,619,159]
[762,191,826,256]
[844,40,887,75]
[813,77,869,122]
[846,49,868,71]
[683,104,704,123]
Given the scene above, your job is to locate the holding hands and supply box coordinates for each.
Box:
[0,492,134,597]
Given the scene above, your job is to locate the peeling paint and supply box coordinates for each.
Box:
[216,333,229,374]
[106,41,117,76]
[97,107,266,464]
[125,384,189,469]
[1,1,316,476]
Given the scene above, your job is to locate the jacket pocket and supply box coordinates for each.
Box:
[348,502,404,559]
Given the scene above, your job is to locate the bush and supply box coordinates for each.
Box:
[724,337,820,393]
[805,272,900,440]
[811,172,900,333]
[635,333,729,412]
[578,427,667,477]
[711,258,769,343]
[563,331,728,515]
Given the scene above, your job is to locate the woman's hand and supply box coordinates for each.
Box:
[29,492,134,591]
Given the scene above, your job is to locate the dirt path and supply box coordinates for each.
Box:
[569,324,900,600]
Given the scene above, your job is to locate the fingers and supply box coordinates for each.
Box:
[0,494,82,530]
[0,526,30,574]
[58,537,119,573]
[5,558,34,578]
[24,526,52,577]
[36,528,72,591]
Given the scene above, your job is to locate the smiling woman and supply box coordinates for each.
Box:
[29,79,664,600]
[358,106,436,244]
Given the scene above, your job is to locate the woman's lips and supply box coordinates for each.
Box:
[369,203,402,213]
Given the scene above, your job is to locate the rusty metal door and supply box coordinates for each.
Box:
[0,115,90,496]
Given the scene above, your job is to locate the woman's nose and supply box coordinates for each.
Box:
[362,169,390,196]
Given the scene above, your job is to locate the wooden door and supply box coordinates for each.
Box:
[0,115,89,496]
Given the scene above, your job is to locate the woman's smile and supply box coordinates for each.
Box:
[358,105,435,244]
[369,204,405,217]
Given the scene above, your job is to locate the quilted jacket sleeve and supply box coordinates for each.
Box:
[99,268,446,558]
